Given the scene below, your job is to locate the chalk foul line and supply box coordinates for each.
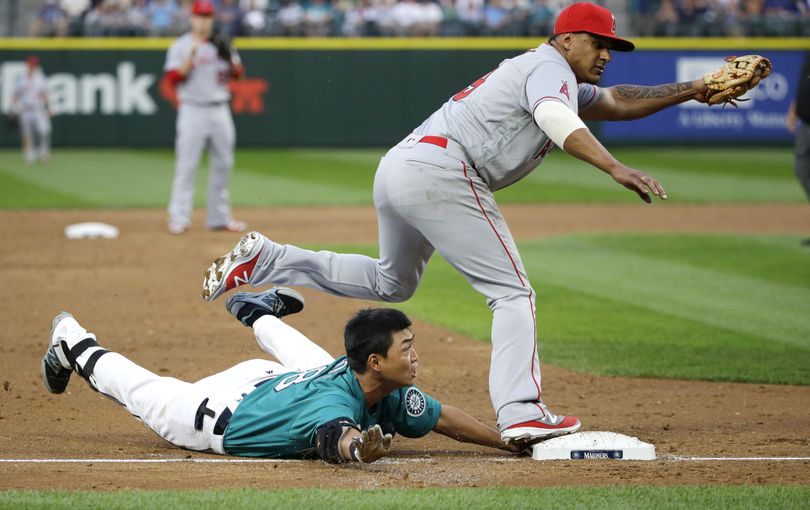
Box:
[1,456,809,464]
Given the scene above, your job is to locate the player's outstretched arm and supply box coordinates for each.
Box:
[533,99,666,203]
[583,55,771,120]
[563,128,667,203]
[580,80,707,121]
[433,405,524,452]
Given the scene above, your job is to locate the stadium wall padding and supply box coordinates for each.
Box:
[0,38,807,147]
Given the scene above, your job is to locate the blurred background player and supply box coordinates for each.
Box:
[163,0,246,235]
[786,51,810,247]
[11,55,51,165]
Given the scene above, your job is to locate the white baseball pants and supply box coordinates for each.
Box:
[85,316,334,454]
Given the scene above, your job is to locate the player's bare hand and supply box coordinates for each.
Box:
[610,165,667,203]
[786,103,798,134]
[692,78,710,104]
[351,424,393,463]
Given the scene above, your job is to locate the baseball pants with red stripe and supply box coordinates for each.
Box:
[249,140,545,430]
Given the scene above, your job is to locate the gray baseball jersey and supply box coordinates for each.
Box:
[415,43,600,190]
[13,72,48,112]
[164,33,241,231]
[164,33,241,104]
[242,43,601,430]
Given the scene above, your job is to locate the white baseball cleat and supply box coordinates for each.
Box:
[41,312,98,394]
[210,220,247,233]
[501,405,581,445]
[41,312,77,394]
[202,231,265,301]
[168,222,187,235]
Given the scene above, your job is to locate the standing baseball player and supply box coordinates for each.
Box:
[163,0,246,235]
[41,288,528,461]
[786,51,810,246]
[200,3,771,445]
[11,55,51,165]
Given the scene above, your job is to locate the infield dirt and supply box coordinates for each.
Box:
[1,204,808,490]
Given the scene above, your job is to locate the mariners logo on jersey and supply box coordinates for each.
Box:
[405,387,427,417]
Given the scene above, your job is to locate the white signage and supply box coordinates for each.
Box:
[676,56,789,110]
[0,61,157,116]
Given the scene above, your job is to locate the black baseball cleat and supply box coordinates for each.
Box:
[40,312,76,394]
[225,287,305,327]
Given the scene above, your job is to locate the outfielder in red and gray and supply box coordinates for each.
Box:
[11,56,51,165]
[200,3,771,445]
[163,0,246,235]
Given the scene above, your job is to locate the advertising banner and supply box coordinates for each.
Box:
[0,47,511,147]
[599,50,800,143]
[0,41,804,147]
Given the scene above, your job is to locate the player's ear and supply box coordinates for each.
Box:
[560,32,575,50]
[367,353,382,373]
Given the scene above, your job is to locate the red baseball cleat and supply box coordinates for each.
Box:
[501,406,581,445]
[202,231,265,301]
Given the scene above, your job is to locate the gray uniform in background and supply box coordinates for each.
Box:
[791,52,810,246]
[246,44,598,430]
[12,72,51,164]
[164,33,241,231]
[792,53,810,202]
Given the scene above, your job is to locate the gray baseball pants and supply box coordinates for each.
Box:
[168,102,236,229]
[19,109,50,163]
[249,137,547,430]
[795,123,810,201]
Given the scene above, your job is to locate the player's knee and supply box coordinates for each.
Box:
[374,270,419,302]
[487,286,535,310]
[376,281,417,303]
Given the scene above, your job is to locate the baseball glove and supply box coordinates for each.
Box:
[210,31,233,62]
[6,114,18,130]
[703,55,771,107]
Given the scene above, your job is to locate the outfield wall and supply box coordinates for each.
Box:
[0,38,807,147]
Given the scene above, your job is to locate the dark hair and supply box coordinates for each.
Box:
[344,308,412,373]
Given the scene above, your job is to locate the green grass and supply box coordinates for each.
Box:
[1,147,806,498]
[324,233,810,385]
[495,147,803,203]
[1,486,808,510]
[0,146,802,208]
[2,143,805,384]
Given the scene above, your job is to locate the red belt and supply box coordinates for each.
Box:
[417,136,448,149]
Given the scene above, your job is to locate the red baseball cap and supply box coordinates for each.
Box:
[553,2,635,52]
[26,55,39,67]
[191,0,215,16]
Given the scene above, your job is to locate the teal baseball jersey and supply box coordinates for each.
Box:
[222,356,442,458]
